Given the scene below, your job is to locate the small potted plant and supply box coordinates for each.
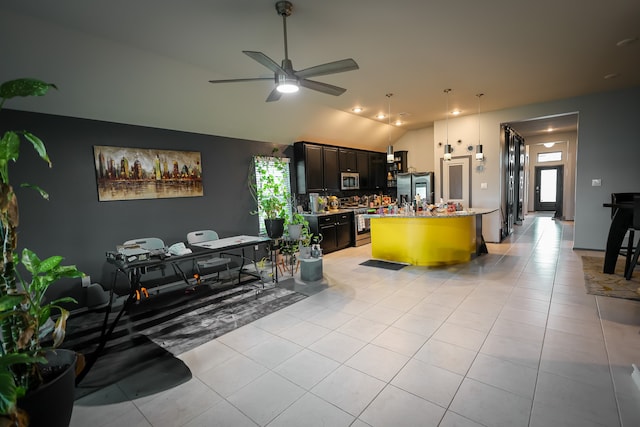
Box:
[285,209,309,241]
[0,78,84,427]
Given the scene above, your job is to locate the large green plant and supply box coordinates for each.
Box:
[0,79,84,424]
[248,148,291,220]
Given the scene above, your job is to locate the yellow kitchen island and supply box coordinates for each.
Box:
[365,209,497,266]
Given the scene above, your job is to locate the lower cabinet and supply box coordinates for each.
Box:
[304,212,354,254]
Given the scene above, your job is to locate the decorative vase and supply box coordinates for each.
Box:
[17,349,77,427]
[264,218,285,239]
[287,224,303,240]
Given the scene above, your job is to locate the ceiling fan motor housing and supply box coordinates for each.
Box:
[276,1,293,17]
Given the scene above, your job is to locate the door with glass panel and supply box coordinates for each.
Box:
[534,165,563,212]
[442,156,470,208]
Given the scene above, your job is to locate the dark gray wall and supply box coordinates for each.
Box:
[2,109,291,305]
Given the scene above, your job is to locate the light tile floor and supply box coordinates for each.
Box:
[71,215,640,426]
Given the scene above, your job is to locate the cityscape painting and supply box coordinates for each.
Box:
[93,145,203,201]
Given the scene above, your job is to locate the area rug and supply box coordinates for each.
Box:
[582,256,640,301]
[360,259,407,271]
[65,281,306,398]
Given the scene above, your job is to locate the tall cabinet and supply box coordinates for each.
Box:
[386,150,408,188]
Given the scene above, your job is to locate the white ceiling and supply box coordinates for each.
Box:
[1,0,638,149]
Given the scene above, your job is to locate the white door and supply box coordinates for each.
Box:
[442,156,470,207]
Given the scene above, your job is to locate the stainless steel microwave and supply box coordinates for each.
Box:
[340,172,360,190]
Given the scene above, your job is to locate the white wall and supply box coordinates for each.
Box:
[396,85,640,249]
[394,126,434,172]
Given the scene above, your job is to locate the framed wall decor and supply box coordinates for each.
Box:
[93,145,203,201]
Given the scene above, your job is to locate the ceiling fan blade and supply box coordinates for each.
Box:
[243,51,287,75]
[265,87,282,102]
[299,79,347,96]
[295,58,359,79]
[208,77,273,84]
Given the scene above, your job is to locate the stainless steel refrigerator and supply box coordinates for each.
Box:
[397,172,434,204]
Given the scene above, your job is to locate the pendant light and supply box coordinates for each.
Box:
[443,89,452,161]
[476,93,484,161]
[386,93,394,163]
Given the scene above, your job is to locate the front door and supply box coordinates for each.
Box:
[534,165,563,213]
[442,156,471,207]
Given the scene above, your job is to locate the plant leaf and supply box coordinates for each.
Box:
[22,132,51,167]
[19,182,49,200]
[0,78,57,100]
[52,309,70,347]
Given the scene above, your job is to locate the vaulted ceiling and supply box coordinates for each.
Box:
[1,0,638,149]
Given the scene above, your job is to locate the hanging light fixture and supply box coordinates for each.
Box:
[476,93,485,161]
[386,93,394,163]
[443,89,452,161]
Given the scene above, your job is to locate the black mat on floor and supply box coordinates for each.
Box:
[66,281,306,400]
[359,259,407,270]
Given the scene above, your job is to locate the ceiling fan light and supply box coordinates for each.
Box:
[276,75,299,93]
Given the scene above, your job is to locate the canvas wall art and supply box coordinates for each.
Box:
[93,146,203,201]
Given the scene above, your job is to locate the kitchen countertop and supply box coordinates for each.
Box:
[302,206,376,216]
[363,208,498,218]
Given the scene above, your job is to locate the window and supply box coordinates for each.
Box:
[537,151,562,163]
[253,156,292,235]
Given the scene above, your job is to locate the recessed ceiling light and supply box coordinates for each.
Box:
[616,37,638,47]
[352,106,363,113]
[394,120,403,126]
[604,73,619,80]
[547,127,554,132]
[376,113,386,120]
[452,110,461,115]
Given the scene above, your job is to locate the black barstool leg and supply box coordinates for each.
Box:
[626,243,640,280]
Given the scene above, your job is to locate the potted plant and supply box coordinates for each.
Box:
[285,210,309,241]
[248,148,291,239]
[0,78,84,427]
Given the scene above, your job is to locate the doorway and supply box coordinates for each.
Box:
[534,165,563,215]
[441,156,471,208]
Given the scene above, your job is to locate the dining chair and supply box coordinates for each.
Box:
[186,230,232,283]
[122,237,167,299]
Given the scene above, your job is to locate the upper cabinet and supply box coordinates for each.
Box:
[370,152,387,190]
[294,142,340,193]
[338,148,357,172]
[295,141,386,193]
[356,151,369,188]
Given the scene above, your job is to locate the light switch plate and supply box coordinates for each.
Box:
[591,179,602,187]
[480,182,488,189]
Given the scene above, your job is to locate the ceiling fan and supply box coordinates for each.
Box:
[208,1,359,102]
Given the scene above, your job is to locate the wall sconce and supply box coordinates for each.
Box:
[476,144,484,161]
[444,144,452,161]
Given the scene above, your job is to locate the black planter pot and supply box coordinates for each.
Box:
[264,218,285,239]
[18,349,77,427]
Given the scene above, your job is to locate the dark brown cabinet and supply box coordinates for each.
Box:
[295,141,386,193]
[294,142,340,193]
[339,148,357,172]
[357,151,369,188]
[370,152,387,190]
[386,150,408,188]
[304,212,353,254]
